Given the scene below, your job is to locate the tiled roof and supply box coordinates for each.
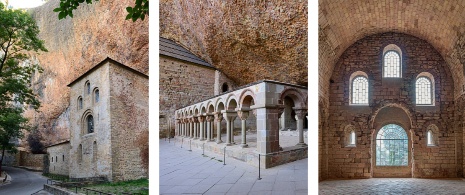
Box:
[160,37,214,68]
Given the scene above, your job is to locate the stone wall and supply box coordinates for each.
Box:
[159,55,236,138]
[69,61,112,180]
[109,63,148,181]
[46,142,71,176]
[323,32,456,179]
[19,151,45,169]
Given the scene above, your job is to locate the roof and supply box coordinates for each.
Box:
[67,57,148,87]
[45,140,70,148]
[160,37,214,68]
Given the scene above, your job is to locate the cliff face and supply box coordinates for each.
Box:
[160,0,308,86]
[23,0,148,146]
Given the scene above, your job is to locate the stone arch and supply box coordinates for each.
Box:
[207,101,215,113]
[415,72,436,105]
[77,96,83,110]
[369,102,416,130]
[226,95,238,111]
[279,88,305,108]
[341,124,359,147]
[349,71,369,105]
[194,107,200,116]
[81,109,94,135]
[215,98,226,111]
[84,80,91,95]
[381,43,403,78]
[239,89,256,109]
[200,104,207,114]
[188,107,194,117]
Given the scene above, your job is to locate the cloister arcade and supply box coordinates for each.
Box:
[175,80,308,168]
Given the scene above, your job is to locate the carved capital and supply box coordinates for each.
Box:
[237,111,249,120]
[214,113,223,122]
[206,115,214,122]
[198,116,206,122]
[294,109,308,120]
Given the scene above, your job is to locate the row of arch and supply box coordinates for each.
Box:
[77,141,98,163]
[77,87,100,110]
[176,87,307,119]
[350,71,435,105]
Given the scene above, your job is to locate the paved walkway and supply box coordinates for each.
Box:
[159,140,308,195]
[320,178,465,195]
[0,166,48,194]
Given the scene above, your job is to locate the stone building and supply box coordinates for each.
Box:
[319,0,465,181]
[45,140,70,176]
[68,57,148,181]
[159,37,237,137]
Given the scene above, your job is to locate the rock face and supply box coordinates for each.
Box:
[160,0,308,86]
[23,0,148,146]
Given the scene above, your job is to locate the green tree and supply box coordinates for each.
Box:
[0,3,47,174]
[53,0,148,22]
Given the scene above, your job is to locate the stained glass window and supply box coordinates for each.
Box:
[376,124,408,166]
[384,51,401,77]
[416,77,432,105]
[352,76,368,104]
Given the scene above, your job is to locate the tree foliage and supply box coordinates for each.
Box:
[27,127,45,154]
[0,3,47,173]
[53,0,148,22]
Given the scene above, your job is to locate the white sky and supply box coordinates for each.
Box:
[4,0,46,9]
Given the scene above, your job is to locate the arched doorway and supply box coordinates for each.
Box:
[372,106,412,178]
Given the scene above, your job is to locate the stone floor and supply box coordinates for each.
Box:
[319,178,465,195]
[159,139,308,195]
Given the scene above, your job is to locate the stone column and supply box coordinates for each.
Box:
[230,116,237,144]
[223,112,237,146]
[189,118,194,138]
[181,119,185,137]
[294,109,307,147]
[199,116,205,141]
[237,111,249,148]
[255,106,284,154]
[214,113,223,143]
[193,117,199,139]
[206,115,214,142]
[175,119,179,136]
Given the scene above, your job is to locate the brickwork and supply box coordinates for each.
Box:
[323,32,456,179]
[46,142,71,176]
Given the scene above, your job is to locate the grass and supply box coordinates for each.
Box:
[74,178,149,195]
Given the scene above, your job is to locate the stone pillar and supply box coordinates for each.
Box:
[181,119,185,137]
[175,119,179,136]
[223,112,237,146]
[230,115,237,144]
[214,113,223,143]
[199,116,205,141]
[189,118,194,138]
[193,117,199,139]
[255,106,283,154]
[237,111,249,148]
[294,109,307,147]
[206,115,214,142]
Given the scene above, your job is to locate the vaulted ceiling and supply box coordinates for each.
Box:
[319,0,465,100]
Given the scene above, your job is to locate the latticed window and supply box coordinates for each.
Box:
[416,77,432,105]
[352,76,368,104]
[383,51,401,77]
[376,124,408,166]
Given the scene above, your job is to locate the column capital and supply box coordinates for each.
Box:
[237,111,249,120]
[198,116,206,122]
[294,109,308,120]
[206,115,214,122]
[222,111,237,122]
[214,112,223,122]
[192,117,199,123]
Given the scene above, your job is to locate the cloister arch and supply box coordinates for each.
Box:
[279,88,306,108]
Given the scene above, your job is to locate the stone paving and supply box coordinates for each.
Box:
[319,178,465,195]
[159,139,308,195]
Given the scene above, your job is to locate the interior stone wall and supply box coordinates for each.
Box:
[322,32,456,179]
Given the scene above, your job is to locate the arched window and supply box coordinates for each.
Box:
[376,124,408,166]
[344,125,356,147]
[78,144,83,163]
[222,83,229,93]
[93,141,97,162]
[78,96,83,110]
[416,77,432,105]
[350,131,356,145]
[85,81,91,95]
[352,76,368,104]
[383,51,401,77]
[94,89,99,103]
[426,124,439,146]
[87,115,94,133]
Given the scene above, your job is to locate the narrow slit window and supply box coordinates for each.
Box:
[95,89,99,103]
[350,131,356,145]
[427,130,433,145]
[352,76,368,104]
